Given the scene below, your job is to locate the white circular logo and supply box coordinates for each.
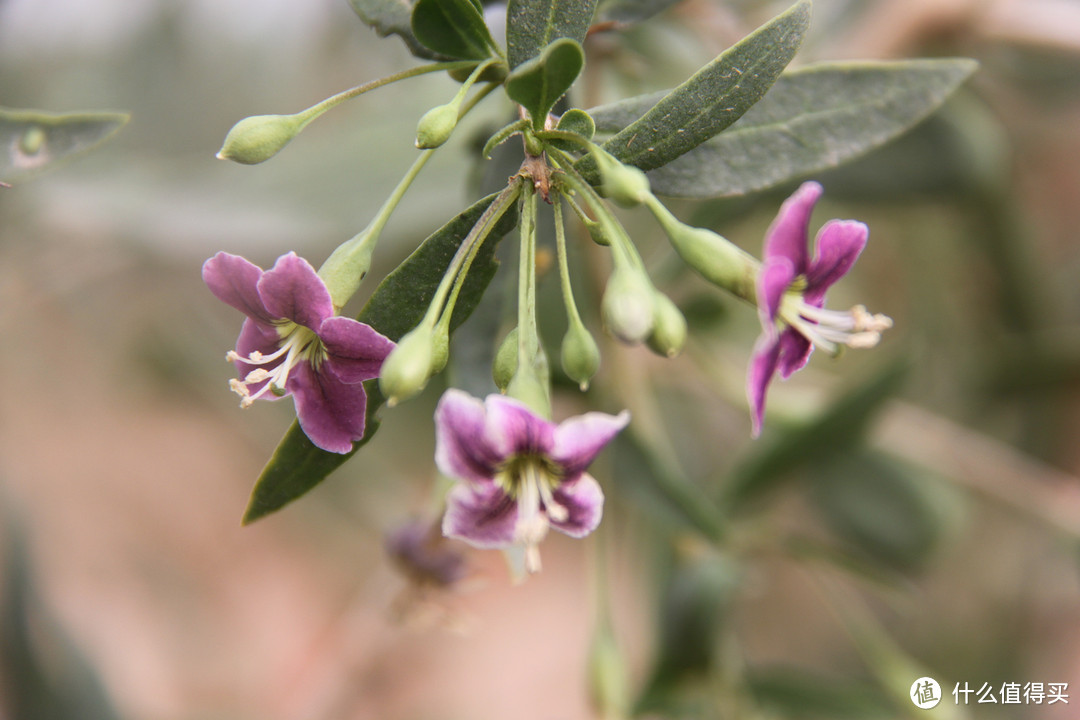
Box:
[910,677,942,709]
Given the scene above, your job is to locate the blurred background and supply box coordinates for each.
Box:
[2,0,1080,718]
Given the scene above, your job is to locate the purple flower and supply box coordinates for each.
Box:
[748,182,892,436]
[435,389,629,574]
[203,251,395,453]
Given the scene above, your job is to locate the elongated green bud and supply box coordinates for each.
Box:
[379,326,435,406]
[415,103,459,149]
[602,268,655,344]
[318,228,375,308]
[492,327,519,392]
[430,323,450,375]
[561,321,600,390]
[647,291,687,358]
[592,148,651,208]
[217,113,306,164]
[645,196,759,302]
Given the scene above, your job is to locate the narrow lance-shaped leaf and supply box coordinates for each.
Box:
[412,0,499,60]
[582,0,810,179]
[506,38,585,130]
[506,0,599,68]
[0,108,128,183]
[242,193,519,524]
[624,59,980,198]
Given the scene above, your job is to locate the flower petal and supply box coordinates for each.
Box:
[804,219,867,306]
[435,390,506,483]
[287,362,368,453]
[763,181,822,273]
[257,252,333,331]
[550,410,629,477]
[484,394,556,458]
[757,256,797,329]
[318,316,395,383]
[747,333,781,437]
[549,473,604,538]
[776,326,813,379]
[442,481,519,548]
[202,252,275,325]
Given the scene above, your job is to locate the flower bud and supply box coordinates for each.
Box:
[592,149,651,208]
[379,326,434,406]
[602,268,655,344]
[415,103,459,149]
[216,113,305,165]
[646,291,687,358]
[492,327,519,392]
[430,324,450,375]
[561,321,600,390]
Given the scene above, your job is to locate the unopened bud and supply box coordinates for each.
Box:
[646,292,687,358]
[492,327,519,392]
[430,324,450,375]
[592,149,651,208]
[561,321,600,390]
[379,326,434,406]
[602,268,655,344]
[216,113,305,165]
[415,103,459,149]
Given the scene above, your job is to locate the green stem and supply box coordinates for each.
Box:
[507,183,551,417]
[553,194,585,328]
[425,179,524,330]
[295,61,480,127]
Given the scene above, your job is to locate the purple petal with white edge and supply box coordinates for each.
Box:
[258,252,333,331]
[804,219,867,306]
[757,256,797,330]
[549,472,604,539]
[484,394,556,458]
[776,326,813,379]
[762,181,822,273]
[202,252,275,325]
[435,390,506,484]
[232,318,286,399]
[287,362,368,453]
[318,316,395,383]
[550,410,629,477]
[747,333,781,437]
[442,481,519,548]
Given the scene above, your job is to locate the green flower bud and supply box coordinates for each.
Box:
[646,291,687,358]
[492,327,519,392]
[216,113,306,165]
[592,149,651,208]
[379,326,434,407]
[430,324,450,375]
[561,321,600,390]
[602,267,655,345]
[415,103,459,149]
[588,626,629,720]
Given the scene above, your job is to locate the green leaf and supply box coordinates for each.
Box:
[808,450,945,571]
[506,0,599,69]
[506,38,585,130]
[723,361,907,510]
[348,0,436,59]
[645,59,979,198]
[595,0,684,26]
[242,192,519,524]
[582,0,810,178]
[411,0,498,60]
[0,108,128,183]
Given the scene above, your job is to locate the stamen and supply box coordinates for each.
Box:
[222,326,321,408]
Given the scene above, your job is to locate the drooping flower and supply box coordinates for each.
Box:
[385,517,468,588]
[202,251,395,453]
[435,389,629,574]
[748,182,892,436]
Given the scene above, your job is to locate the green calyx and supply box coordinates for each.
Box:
[379,325,436,406]
[602,266,656,345]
